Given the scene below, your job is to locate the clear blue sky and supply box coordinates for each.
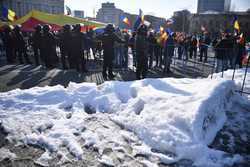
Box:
[65,0,250,18]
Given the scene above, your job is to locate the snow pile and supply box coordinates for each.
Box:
[0,148,16,161]
[0,73,249,166]
[112,79,239,166]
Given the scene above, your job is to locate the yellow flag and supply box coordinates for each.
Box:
[234,20,240,31]
[8,9,16,22]
[160,26,164,32]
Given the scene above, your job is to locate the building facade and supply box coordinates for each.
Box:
[197,0,231,13]
[96,2,123,26]
[74,10,84,19]
[96,2,166,29]
[189,12,250,38]
[0,0,64,17]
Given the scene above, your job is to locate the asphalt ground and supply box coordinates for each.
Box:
[0,51,216,92]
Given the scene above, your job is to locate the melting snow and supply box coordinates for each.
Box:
[0,69,250,166]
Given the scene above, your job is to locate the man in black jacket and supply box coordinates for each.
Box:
[41,24,58,68]
[31,24,42,66]
[97,24,124,80]
[135,24,149,80]
[59,24,72,70]
[214,32,233,72]
[2,25,15,64]
[69,24,87,72]
[189,35,198,59]
[12,25,31,64]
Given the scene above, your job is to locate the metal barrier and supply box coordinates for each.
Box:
[167,44,250,96]
[0,43,249,96]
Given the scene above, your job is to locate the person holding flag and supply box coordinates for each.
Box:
[133,9,144,31]
[135,24,148,80]
[163,29,175,74]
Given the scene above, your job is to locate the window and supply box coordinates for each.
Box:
[224,21,227,27]
[245,22,249,29]
[209,20,213,27]
[25,2,29,12]
[9,0,13,10]
[215,21,219,27]
[52,6,55,14]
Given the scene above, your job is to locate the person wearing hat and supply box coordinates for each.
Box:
[97,24,124,80]
[135,24,149,80]
[69,24,87,72]
[31,24,43,66]
[41,24,58,68]
[59,24,72,70]
[12,25,31,64]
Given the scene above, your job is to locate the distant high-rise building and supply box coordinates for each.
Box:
[96,2,165,29]
[197,0,231,13]
[74,10,84,19]
[0,0,64,17]
[96,2,124,26]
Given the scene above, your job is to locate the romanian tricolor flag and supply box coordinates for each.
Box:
[233,16,240,31]
[121,16,131,26]
[140,9,144,23]
[2,7,16,22]
[133,9,144,31]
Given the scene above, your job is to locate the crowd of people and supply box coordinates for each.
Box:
[0,23,248,80]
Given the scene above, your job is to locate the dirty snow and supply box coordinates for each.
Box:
[0,148,16,161]
[0,69,250,166]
